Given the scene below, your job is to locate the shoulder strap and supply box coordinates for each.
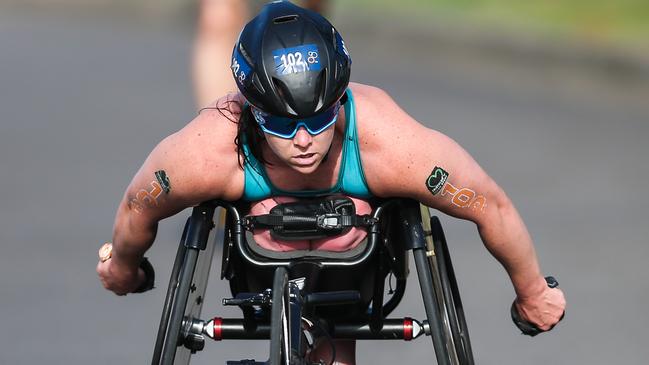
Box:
[340,89,372,198]
[242,135,274,201]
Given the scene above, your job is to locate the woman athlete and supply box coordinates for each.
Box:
[97,2,565,363]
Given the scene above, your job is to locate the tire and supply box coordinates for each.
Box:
[269,267,291,365]
[426,210,474,365]
[152,220,189,365]
[152,208,222,365]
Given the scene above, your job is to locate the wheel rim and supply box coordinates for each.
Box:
[270,267,291,365]
[421,205,474,365]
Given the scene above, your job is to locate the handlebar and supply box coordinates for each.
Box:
[134,257,155,293]
[510,276,564,336]
[222,290,273,307]
[304,290,361,306]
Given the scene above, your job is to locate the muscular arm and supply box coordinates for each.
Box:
[109,133,205,275]
[99,99,243,294]
[354,84,565,329]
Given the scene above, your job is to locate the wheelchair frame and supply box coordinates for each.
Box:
[151,198,474,365]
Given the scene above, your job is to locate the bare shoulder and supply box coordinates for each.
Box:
[350,83,435,146]
[140,94,244,205]
[349,83,441,196]
[348,83,395,124]
[348,83,498,224]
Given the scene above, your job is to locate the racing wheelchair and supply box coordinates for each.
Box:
[150,198,475,365]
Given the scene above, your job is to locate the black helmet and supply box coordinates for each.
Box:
[231,0,351,118]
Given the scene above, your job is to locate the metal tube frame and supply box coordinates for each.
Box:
[400,199,452,365]
[159,203,217,365]
[154,199,463,365]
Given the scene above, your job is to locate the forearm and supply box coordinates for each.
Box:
[478,198,546,299]
[111,202,158,270]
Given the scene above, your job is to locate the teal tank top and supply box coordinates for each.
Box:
[242,89,371,201]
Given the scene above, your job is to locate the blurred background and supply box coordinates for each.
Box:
[1,0,648,364]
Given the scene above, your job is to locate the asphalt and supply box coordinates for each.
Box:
[1,7,649,365]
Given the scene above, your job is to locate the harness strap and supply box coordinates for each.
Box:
[244,213,376,231]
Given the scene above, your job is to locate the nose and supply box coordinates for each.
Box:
[292,126,313,149]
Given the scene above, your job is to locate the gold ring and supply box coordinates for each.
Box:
[99,242,113,263]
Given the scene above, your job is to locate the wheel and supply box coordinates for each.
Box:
[269,267,291,365]
[152,221,188,365]
[421,206,474,365]
[152,208,223,365]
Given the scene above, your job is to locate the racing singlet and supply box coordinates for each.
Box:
[241,89,372,201]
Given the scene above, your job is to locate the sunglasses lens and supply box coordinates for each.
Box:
[302,105,339,134]
[253,103,340,138]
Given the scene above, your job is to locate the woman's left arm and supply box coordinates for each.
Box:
[355,85,566,330]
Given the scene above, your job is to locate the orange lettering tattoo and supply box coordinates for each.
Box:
[470,196,487,212]
[128,181,164,214]
[442,183,458,197]
[441,182,487,213]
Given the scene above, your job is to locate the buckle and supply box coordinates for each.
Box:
[316,213,342,230]
[242,217,254,230]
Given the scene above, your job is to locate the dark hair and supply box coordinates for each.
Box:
[199,99,271,170]
[234,104,272,168]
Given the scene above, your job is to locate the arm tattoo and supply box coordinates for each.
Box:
[441,182,487,213]
[425,166,487,213]
[154,170,171,194]
[425,166,449,195]
[128,177,166,214]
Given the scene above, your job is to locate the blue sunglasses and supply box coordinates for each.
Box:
[251,102,341,139]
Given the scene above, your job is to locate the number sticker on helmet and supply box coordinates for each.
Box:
[273,45,321,76]
[231,48,252,86]
[307,51,319,65]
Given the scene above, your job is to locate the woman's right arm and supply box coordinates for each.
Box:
[97,104,243,295]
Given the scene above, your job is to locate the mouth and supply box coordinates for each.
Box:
[292,152,317,166]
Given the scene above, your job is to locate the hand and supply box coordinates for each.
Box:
[96,243,146,295]
[514,277,566,332]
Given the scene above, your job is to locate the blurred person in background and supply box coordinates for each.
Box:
[193,0,328,108]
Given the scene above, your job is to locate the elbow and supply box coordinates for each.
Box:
[474,189,514,236]
[112,199,158,247]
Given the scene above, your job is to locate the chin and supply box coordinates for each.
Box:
[291,163,320,175]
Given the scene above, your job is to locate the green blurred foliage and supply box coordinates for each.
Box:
[343,0,649,45]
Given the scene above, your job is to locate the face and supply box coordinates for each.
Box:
[252,101,341,174]
[264,124,335,174]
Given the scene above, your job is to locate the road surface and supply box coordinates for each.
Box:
[1,8,648,365]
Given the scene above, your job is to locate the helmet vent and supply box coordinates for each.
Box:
[238,43,254,67]
[252,73,266,94]
[273,15,299,24]
[314,68,328,111]
[271,77,297,115]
